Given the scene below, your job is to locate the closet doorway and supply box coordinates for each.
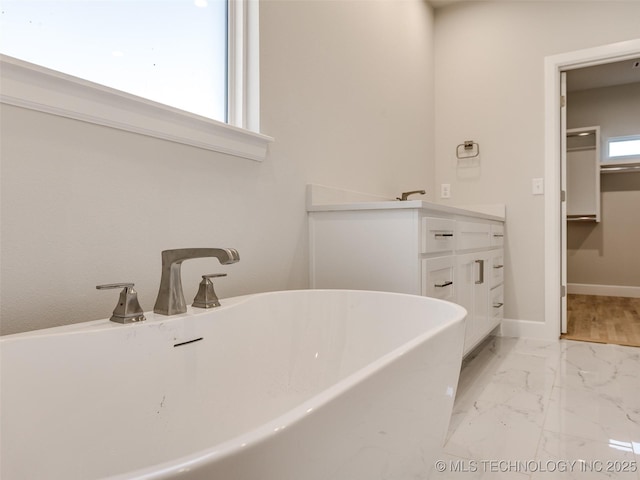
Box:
[561,60,640,347]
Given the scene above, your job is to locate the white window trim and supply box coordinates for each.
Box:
[0,1,272,162]
[228,0,261,132]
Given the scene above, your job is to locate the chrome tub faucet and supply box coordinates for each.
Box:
[153,248,240,316]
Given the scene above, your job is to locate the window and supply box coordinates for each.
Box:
[0,0,271,160]
[1,0,228,122]
[606,135,640,163]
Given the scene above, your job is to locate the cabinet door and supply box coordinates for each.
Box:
[456,221,491,251]
[491,284,504,326]
[491,224,504,247]
[422,217,455,254]
[422,256,455,302]
[457,251,490,355]
[490,248,504,289]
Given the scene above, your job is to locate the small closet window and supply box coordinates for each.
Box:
[606,135,640,162]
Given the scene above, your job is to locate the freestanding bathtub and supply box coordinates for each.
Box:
[1,290,466,480]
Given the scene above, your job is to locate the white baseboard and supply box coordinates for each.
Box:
[568,283,640,298]
[498,318,557,341]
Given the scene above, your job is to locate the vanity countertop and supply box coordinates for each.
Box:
[307,199,505,222]
[305,184,506,222]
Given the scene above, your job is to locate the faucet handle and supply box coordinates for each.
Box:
[192,274,227,309]
[96,283,146,324]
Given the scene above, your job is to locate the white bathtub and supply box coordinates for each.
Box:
[1,289,466,480]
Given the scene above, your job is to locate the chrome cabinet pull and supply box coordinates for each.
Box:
[493,264,504,269]
[493,302,504,309]
[434,233,454,238]
[475,259,485,284]
[434,280,453,288]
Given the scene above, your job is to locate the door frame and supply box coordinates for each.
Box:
[543,39,640,340]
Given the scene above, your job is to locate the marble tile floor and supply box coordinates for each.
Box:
[432,336,640,479]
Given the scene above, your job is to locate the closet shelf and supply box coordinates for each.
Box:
[567,214,598,222]
[567,146,596,153]
[600,162,640,174]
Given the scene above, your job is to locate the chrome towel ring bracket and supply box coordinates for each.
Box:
[456,140,480,159]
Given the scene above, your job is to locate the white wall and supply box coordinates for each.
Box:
[567,82,640,288]
[433,1,640,325]
[0,0,435,335]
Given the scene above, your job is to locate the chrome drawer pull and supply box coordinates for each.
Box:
[493,302,504,308]
[434,280,453,288]
[493,265,504,269]
[493,234,504,237]
[434,233,454,238]
[475,259,485,284]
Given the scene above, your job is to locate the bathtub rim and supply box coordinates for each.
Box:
[1,289,467,480]
[0,289,466,343]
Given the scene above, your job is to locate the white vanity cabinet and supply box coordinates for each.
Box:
[454,224,504,354]
[308,199,505,356]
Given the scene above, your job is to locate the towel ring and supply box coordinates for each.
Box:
[456,141,480,159]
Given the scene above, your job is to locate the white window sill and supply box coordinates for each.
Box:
[0,55,273,162]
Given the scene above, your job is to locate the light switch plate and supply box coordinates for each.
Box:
[441,183,451,199]
[532,178,544,195]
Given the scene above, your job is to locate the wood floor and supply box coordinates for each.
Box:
[562,294,640,347]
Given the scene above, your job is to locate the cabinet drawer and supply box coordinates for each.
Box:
[491,224,505,246]
[422,256,455,302]
[491,285,504,320]
[491,249,504,288]
[456,221,490,251]
[421,217,455,254]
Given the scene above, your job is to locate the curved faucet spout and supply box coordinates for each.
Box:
[153,248,240,316]
[396,190,426,201]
